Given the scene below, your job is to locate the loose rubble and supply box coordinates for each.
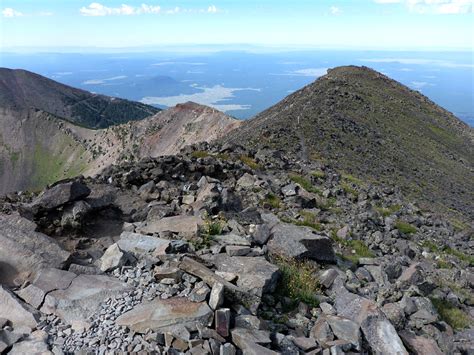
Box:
[0,142,472,354]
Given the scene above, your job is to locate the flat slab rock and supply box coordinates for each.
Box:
[213,254,280,297]
[267,221,336,263]
[137,215,203,239]
[117,232,171,256]
[116,297,213,333]
[0,285,40,329]
[0,213,70,286]
[40,274,131,330]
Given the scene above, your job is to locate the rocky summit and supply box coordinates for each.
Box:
[225,66,474,221]
[0,139,472,354]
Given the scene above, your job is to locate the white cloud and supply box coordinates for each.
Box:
[80,3,161,16]
[152,62,206,66]
[374,0,473,14]
[83,75,127,85]
[141,85,260,112]
[2,8,23,17]
[360,57,474,68]
[272,68,328,77]
[207,5,218,13]
[80,3,223,16]
[330,6,341,15]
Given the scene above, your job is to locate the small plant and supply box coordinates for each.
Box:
[341,182,358,198]
[194,214,225,249]
[311,170,325,179]
[331,230,374,263]
[273,255,320,308]
[395,220,417,235]
[215,153,230,161]
[289,173,321,194]
[261,193,282,209]
[430,298,470,330]
[191,151,209,159]
[443,247,474,267]
[375,204,402,217]
[342,173,363,185]
[282,211,322,231]
[239,155,261,170]
[436,259,452,269]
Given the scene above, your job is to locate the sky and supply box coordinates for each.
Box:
[0,0,473,51]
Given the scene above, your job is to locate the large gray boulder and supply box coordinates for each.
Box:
[25,180,90,214]
[40,274,130,329]
[0,285,40,329]
[0,213,70,286]
[116,297,213,333]
[213,255,280,297]
[267,221,336,263]
[335,288,408,355]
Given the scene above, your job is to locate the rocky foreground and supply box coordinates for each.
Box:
[0,143,472,354]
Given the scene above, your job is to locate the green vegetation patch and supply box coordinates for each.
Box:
[341,182,358,198]
[395,220,417,235]
[191,151,210,159]
[273,255,320,308]
[375,204,402,217]
[289,173,321,194]
[239,155,261,170]
[422,241,474,267]
[342,173,363,185]
[281,210,322,231]
[430,298,471,330]
[443,247,474,267]
[311,170,325,179]
[331,231,374,264]
[260,193,282,209]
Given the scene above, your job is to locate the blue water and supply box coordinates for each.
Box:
[1,50,472,125]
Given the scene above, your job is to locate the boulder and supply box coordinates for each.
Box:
[326,315,361,350]
[98,243,127,272]
[41,274,130,329]
[117,232,171,256]
[8,330,51,355]
[231,328,276,355]
[25,180,90,214]
[267,222,335,263]
[138,215,203,239]
[116,297,213,333]
[0,285,40,329]
[0,213,70,286]
[16,268,76,309]
[178,257,260,314]
[335,289,408,355]
[213,254,280,297]
[209,282,224,310]
[399,331,443,355]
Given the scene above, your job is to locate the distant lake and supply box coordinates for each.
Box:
[1,50,472,126]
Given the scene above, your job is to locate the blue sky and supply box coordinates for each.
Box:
[1,0,473,50]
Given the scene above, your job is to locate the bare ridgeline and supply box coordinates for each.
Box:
[0,66,473,354]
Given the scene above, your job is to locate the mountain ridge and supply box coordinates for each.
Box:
[225,65,474,219]
[0,67,160,129]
